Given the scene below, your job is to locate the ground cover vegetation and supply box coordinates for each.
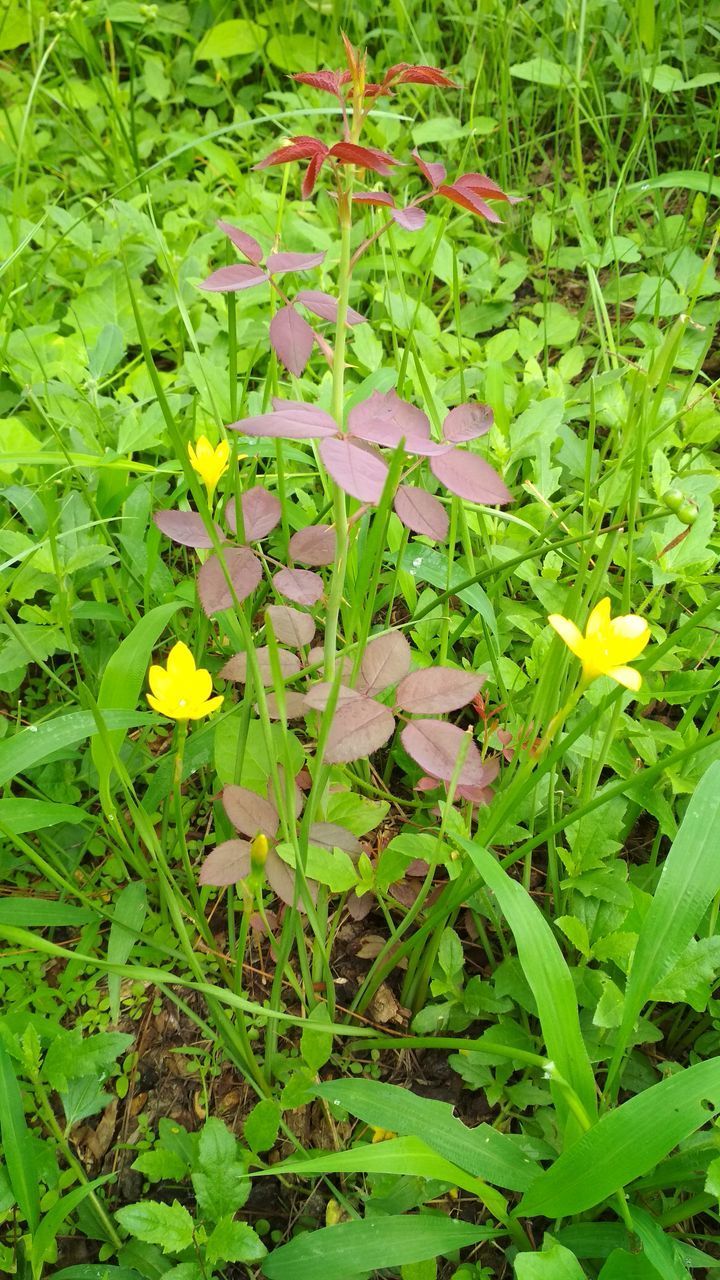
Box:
[1,0,719,1276]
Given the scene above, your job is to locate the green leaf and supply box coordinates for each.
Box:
[515,1236,588,1278]
[0,798,88,834]
[45,1030,133,1093]
[630,1207,691,1280]
[194,19,265,60]
[599,1253,663,1279]
[0,711,152,789]
[48,1269,145,1280]
[300,1005,334,1074]
[244,1098,281,1154]
[0,1038,39,1230]
[0,899,94,927]
[509,58,569,87]
[108,882,148,1023]
[454,836,597,1133]
[115,1200,195,1254]
[192,1118,249,1221]
[0,1,31,51]
[518,1056,720,1217]
[276,841,359,893]
[89,324,125,379]
[399,546,496,638]
[32,1176,113,1278]
[132,1150,189,1183]
[314,1079,538,1192]
[205,1216,267,1265]
[627,170,720,200]
[91,602,184,804]
[612,761,720,1078]
[261,1215,496,1280]
[197,1117,236,1169]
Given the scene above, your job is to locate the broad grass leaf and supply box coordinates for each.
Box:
[289,524,336,565]
[296,290,365,325]
[430,449,511,504]
[266,605,315,648]
[598,1252,664,1279]
[629,1206,691,1280]
[0,711,151,789]
[320,437,390,503]
[454,835,597,1132]
[0,900,93,926]
[273,567,324,605]
[153,511,219,548]
[394,486,449,540]
[0,1038,40,1231]
[396,668,481,713]
[269,307,314,376]
[515,1237,588,1278]
[519,1057,720,1218]
[217,220,264,265]
[194,19,264,59]
[443,403,493,442]
[198,840,251,887]
[226,486,281,542]
[314,1079,539,1191]
[32,1177,113,1279]
[261,1215,495,1280]
[220,647,301,685]
[324,697,395,763]
[358,632,412,696]
[401,721,485,787]
[199,264,267,292]
[108,882,147,1023]
[230,403,336,440]
[92,602,182,802]
[614,760,720,1072]
[0,798,86,834]
[198,547,262,614]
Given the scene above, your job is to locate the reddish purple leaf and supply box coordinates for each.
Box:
[396,667,483,714]
[197,546,262,615]
[296,290,365,326]
[393,486,449,541]
[305,682,361,711]
[199,839,251,886]
[438,184,503,223]
[266,849,316,910]
[289,524,337,566]
[229,402,337,440]
[401,438,454,458]
[412,149,446,189]
[269,306,315,376]
[199,263,268,292]
[401,720,486,787]
[255,135,329,170]
[308,822,362,855]
[216,220,264,265]
[454,172,515,203]
[352,191,396,208]
[430,449,512,505]
[349,390,430,448]
[357,631,412,697]
[320,437,390,504]
[153,510,220,549]
[267,250,326,276]
[391,206,426,231]
[329,141,403,175]
[443,402,493,443]
[324,697,396,764]
[265,690,308,720]
[266,605,315,648]
[220,646,301,686]
[388,63,457,88]
[225,485,281,542]
[273,566,324,605]
[223,785,279,838]
[302,150,326,199]
[291,70,350,98]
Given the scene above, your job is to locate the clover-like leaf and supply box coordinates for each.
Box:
[430,449,512,505]
[396,668,483,714]
[197,547,262,615]
[393,486,449,540]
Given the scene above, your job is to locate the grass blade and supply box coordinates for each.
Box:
[0,1038,40,1232]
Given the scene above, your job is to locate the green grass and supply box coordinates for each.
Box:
[1,0,720,1277]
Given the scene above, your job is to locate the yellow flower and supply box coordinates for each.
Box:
[370,1126,397,1143]
[548,597,650,691]
[147,642,224,720]
[188,436,230,500]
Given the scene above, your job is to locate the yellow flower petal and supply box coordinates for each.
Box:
[548,614,584,657]
[167,641,196,681]
[586,596,611,639]
[148,664,172,698]
[188,694,224,720]
[190,667,213,702]
[607,665,642,691]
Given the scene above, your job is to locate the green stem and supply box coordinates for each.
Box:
[324,198,353,679]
